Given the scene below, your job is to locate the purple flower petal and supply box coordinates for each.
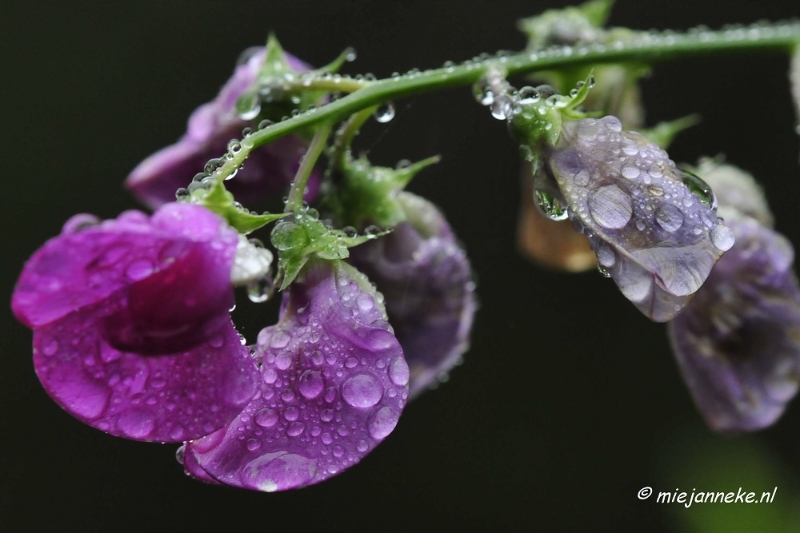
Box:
[694,158,774,228]
[34,315,258,442]
[185,260,409,491]
[545,116,733,321]
[668,219,800,432]
[349,193,476,397]
[13,204,238,353]
[126,48,319,208]
[13,203,259,442]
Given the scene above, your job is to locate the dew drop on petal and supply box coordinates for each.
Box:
[588,185,632,229]
[255,408,278,428]
[710,224,735,251]
[655,204,685,233]
[368,406,399,440]
[341,374,383,408]
[388,358,409,387]
[298,370,324,400]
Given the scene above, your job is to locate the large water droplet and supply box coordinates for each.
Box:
[298,370,324,400]
[367,406,399,440]
[655,204,684,232]
[373,103,395,123]
[472,79,494,106]
[534,189,569,221]
[710,224,735,251]
[341,374,383,408]
[247,276,275,303]
[388,358,409,387]
[680,170,717,209]
[588,185,633,229]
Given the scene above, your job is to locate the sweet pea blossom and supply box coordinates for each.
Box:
[668,163,800,432]
[540,115,734,321]
[183,259,409,491]
[126,47,319,208]
[12,204,260,442]
[349,193,476,397]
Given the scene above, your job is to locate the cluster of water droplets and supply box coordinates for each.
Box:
[184,264,407,491]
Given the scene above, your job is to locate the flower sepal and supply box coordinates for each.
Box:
[324,153,441,229]
[271,211,387,290]
[188,179,286,234]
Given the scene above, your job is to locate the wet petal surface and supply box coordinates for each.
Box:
[34,315,258,442]
[13,204,238,353]
[125,49,318,208]
[350,193,476,397]
[185,260,408,491]
[546,116,732,321]
[14,203,259,442]
[668,219,800,432]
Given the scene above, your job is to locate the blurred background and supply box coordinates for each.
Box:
[2,0,800,531]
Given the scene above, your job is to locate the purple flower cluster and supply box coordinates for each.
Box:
[668,163,800,432]
[12,45,476,491]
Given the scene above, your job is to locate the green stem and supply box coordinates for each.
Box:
[332,106,376,170]
[219,21,800,181]
[285,124,332,212]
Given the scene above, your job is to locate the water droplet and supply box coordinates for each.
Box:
[42,340,59,356]
[388,358,409,387]
[373,103,395,123]
[255,408,278,427]
[472,79,494,106]
[655,204,684,232]
[287,422,305,437]
[227,139,242,153]
[342,374,383,408]
[517,86,541,105]
[597,264,611,278]
[125,259,154,281]
[680,170,717,209]
[246,439,262,451]
[367,406,398,440]
[283,406,299,421]
[534,189,569,221]
[588,185,632,229]
[356,440,368,452]
[710,224,735,251]
[258,119,274,130]
[491,96,512,120]
[621,164,640,180]
[117,409,155,439]
[247,276,275,303]
[573,170,590,187]
[271,330,291,349]
[298,370,324,400]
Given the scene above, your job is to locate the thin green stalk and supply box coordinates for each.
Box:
[219,21,800,182]
[285,124,332,212]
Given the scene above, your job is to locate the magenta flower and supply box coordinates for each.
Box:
[542,116,734,321]
[182,260,409,491]
[668,164,800,432]
[12,203,260,442]
[126,47,319,208]
[349,193,476,397]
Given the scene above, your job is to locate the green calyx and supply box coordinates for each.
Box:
[324,153,441,229]
[235,34,354,129]
[271,211,387,290]
[508,75,594,149]
[517,0,615,50]
[188,180,286,234]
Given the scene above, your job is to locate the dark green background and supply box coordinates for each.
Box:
[2,1,800,531]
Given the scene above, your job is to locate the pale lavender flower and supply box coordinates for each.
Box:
[543,116,734,321]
